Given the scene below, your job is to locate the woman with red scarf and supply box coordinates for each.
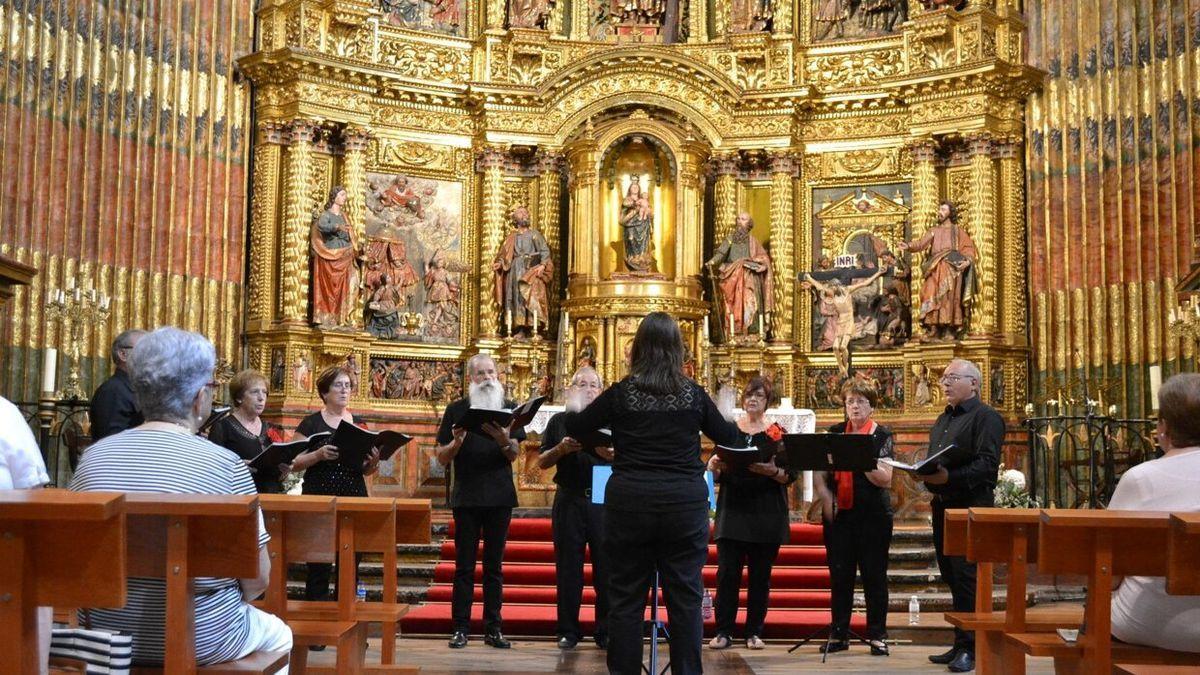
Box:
[816,379,895,655]
[706,377,796,651]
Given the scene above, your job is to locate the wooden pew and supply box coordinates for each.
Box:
[0,489,127,674]
[280,496,429,674]
[1115,665,1200,675]
[257,494,362,674]
[1004,510,1200,674]
[944,508,1083,674]
[1166,513,1200,595]
[122,493,289,674]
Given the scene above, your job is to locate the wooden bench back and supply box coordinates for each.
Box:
[1038,510,1171,576]
[122,494,261,673]
[943,508,970,556]
[967,508,1041,564]
[1167,513,1200,595]
[394,498,432,545]
[257,494,338,617]
[337,497,398,555]
[0,489,127,675]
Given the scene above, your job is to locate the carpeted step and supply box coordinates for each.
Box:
[438,540,828,566]
[423,585,834,608]
[431,562,831,587]
[399,603,867,639]
[453,518,826,546]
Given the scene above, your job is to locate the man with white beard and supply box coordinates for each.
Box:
[536,367,613,650]
[435,353,524,650]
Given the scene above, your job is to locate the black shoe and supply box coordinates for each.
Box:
[448,631,468,649]
[557,635,578,649]
[948,650,975,672]
[929,646,960,664]
[484,631,512,649]
[594,634,609,650]
[819,639,849,654]
[869,639,889,656]
[307,644,326,652]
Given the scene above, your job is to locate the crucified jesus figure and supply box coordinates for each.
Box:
[803,269,883,377]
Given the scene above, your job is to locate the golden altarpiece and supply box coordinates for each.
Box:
[239,0,1039,506]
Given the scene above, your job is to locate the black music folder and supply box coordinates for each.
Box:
[454,395,547,435]
[248,432,331,477]
[781,433,878,472]
[330,421,413,470]
[715,443,778,473]
[881,443,971,475]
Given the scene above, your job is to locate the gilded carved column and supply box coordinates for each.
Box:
[536,150,563,308]
[712,0,729,38]
[772,0,792,34]
[247,120,287,324]
[340,126,371,330]
[688,0,708,42]
[280,119,317,324]
[478,146,507,337]
[677,140,708,279]
[995,136,1026,338]
[566,137,599,279]
[968,133,997,335]
[768,151,794,341]
[486,0,506,30]
[712,151,739,244]
[907,138,940,330]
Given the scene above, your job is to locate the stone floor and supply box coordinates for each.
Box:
[308,636,1057,673]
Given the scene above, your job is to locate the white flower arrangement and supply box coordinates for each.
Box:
[994,463,1038,508]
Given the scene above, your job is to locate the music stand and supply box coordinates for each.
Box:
[779,433,882,661]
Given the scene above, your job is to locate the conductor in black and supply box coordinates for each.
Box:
[912,358,1005,673]
[435,353,525,650]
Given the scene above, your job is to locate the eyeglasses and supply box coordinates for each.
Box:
[329,381,353,390]
[940,374,974,384]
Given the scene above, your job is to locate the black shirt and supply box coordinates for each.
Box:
[207,415,286,494]
[562,377,743,513]
[540,412,610,496]
[89,370,143,440]
[924,396,1005,506]
[823,421,896,515]
[436,398,526,509]
[713,430,797,544]
[296,411,368,497]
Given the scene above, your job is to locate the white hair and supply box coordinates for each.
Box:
[947,358,982,393]
[128,327,215,424]
[466,352,496,376]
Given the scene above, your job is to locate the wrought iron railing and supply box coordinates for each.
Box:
[1023,411,1157,509]
[15,398,92,487]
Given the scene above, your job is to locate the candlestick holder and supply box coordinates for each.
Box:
[45,282,111,401]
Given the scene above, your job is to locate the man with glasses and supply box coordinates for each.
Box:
[913,358,1004,673]
[536,366,612,650]
[89,329,147,440]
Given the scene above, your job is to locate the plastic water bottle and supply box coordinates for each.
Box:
[701,589,714,620]
[908,595,920,625]
[356,580,367,603]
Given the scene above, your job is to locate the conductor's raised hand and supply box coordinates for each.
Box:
[557,437,582,455]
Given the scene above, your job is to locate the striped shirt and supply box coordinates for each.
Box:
[70,428,270,666]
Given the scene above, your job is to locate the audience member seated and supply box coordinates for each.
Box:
[208,368,288,494]
[71,327,293,669]
[89,329,146,440]
[1107,372,1200,653]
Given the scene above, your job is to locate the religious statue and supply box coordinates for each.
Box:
[345,355,361,392]
[619,179,655,273]
[731,0,772,32]
[814,0,851,39]
[270,351,285,391]
[912,363,932,406]
[577,336,597,369]
[509,0,555,28]
[919,0,965,9]
[617,0,666,24]
[364,239,419,308]
[424,254,463,337]
[899,201,978,341]
[493,205,554,336]
[366,274,404,340]
[869,249,912,348]
[991,363,1005,405]
[803,270,883,377]
[293,354,312,392]
[706,212,774,338]
[311,186,360,328]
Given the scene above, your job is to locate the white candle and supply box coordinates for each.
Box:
[532,311,538,335]
[1149,365,1163,411]
[42,348,57,393]
[506,309,513,334]
[728,312,735,337]
[702,316,710,344]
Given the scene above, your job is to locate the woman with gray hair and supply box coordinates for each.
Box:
[71,327,292,669]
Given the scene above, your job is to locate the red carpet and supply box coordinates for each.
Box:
[401,518,867,638]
